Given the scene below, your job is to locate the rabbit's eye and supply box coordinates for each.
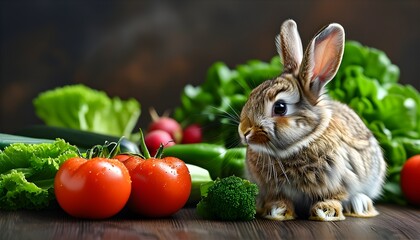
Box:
[272,100,287,116]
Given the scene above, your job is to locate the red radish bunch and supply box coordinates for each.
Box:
[181,124,202,144]
[144,130,175,157]
[148,108,183,144]
[145,108,202,155]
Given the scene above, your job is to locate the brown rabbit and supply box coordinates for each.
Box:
[238,19,386,221]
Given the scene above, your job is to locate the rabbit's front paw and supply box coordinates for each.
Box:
[309,200,345,221]
[259,200,295,221]
[343,193,379,217]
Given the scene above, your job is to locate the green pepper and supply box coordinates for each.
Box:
[162,144,246,180]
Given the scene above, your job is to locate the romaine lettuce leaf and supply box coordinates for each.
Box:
[33,84,141,137]
[329,41,420,204]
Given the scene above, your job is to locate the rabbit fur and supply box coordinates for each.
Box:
[238,19,386,221]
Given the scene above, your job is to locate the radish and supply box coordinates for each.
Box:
[145,130,175,157]
[148,108,183,143]
[182,124,202,144]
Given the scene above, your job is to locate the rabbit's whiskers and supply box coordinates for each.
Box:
[210,105,240,125]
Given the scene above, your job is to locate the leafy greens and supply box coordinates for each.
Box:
[0,139,79,210]
[328,41,420,204]
[33,84,141,137]
[174,57,283,147]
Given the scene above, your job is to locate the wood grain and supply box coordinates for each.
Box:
[1,204,419,240]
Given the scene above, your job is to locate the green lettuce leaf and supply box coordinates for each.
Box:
[33,84,141,137]
[0,139,79,210]
[329,41,420,204]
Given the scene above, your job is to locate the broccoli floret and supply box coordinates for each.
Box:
[196,175,259,221]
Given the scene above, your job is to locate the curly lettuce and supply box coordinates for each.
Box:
[33,84,141,137]
[0,139,79,210]
[328,41,419,204]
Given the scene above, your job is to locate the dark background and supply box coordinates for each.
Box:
[1,0,419,133]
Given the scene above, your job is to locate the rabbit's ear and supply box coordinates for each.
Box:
[299,23,345,100]
[276,19,303,75]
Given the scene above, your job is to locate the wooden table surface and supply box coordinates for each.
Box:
[1,204,419,240]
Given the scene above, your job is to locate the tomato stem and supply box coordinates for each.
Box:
[107,137,124,158]
[86,145,99,159]
[85,137,125,159]
[139,129,151,159]
[154,143,165,158]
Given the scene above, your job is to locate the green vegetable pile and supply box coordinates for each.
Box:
[174,41,420,204]
[0,139,79,210]
[196,175,259,221]
[33,84,141,138]
[328,41,420,204]
[174,58,282,147]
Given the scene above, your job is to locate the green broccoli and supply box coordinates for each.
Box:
[196,175,259,221]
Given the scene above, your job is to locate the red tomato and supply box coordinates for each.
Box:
[54,157,132,219]
[113,154,131,163]
[400,155,420,206]
[119,155,144,172]
[123,156,191,217]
